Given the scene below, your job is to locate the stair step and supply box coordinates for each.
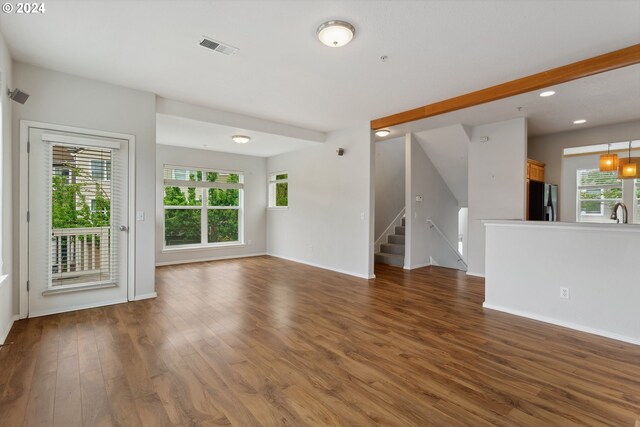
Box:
[388,234,405,244]
[375,252,404,267]
[395,226,405,235]
[381,243,405,255]
[401,217,405,226]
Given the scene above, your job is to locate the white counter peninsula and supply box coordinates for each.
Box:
[484,220,640,345]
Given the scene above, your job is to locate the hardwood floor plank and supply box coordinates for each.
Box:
[104,375,143,426]
[80,368,114,427]
[52,355,82,427]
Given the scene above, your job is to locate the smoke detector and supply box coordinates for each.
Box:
[199,36,239,55]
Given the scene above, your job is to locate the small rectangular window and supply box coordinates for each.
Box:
[268,172,288,208]
[576,169,621,223]
[636,179,640,224]
[90,159,111,181]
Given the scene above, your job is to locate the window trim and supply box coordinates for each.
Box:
[163,165,244,249]
[268,171,289,208]
[575,168,623,222]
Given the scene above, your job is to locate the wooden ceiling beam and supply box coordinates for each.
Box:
[371,44,640,130]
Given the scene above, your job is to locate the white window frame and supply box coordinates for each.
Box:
[635,179,640,224]
[575,169,624,222]
[163,165,244,251]
[268,171,289,209]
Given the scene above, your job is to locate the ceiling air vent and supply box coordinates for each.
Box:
[199,37,238,55]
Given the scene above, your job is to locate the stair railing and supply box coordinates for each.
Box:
[374,207,405,252]
[426,219,468,270]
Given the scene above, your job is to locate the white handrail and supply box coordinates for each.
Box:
[426,219,467,269]
[375,207,406,248]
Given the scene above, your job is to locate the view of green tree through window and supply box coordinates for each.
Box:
[268,172,288,207]
[164,167,242,247]
[576,169,622,223]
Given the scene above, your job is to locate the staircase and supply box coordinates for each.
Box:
[375,217,405,267]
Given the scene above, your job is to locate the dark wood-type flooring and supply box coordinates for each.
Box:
[1,256,639,426]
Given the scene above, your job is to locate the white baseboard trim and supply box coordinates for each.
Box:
[133,292,157,301]
[0,315,19,345]
[404,262,431,270]
[268,254,372,279]
[28,297,128,318]
[483,303,640,346]
[155,252,267,267]
[466,271,485,278]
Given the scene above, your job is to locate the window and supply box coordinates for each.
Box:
[636,179,640,224]
[90,159,111,181]
[163,166,243,248]
[268,172,288,207]
[576,169,622,223]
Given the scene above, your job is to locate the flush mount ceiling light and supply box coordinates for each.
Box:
[232,135,251,144]
[375,129,391,137]
[573,119,587,124]
[599,143,619,172]
[317,20,355,47]
[539,90,556,97]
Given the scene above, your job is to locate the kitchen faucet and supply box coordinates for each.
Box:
[610,202,628,224]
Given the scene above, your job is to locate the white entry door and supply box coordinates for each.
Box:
[28,128,129,317]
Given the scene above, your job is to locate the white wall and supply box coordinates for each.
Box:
[529,120,640,187]
[375,137,405,239]
[467,118,527,276]
[156,144,267,264]
[12,63,157,300]
[0,32,13,343]
[266,123,374,279]
[405,134,460,270]
[485,221,640,345]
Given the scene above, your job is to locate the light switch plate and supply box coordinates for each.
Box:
[136,211,144,221]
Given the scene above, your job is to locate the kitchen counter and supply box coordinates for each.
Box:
[484,219,640,231]
[483,220,640,345]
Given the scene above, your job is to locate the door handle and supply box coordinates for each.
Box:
[119,225,129,232]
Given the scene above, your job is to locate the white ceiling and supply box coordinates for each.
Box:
[414,124,470,204]
[386,64,640,138]
[1,1,639,133]
[156,113,320,157]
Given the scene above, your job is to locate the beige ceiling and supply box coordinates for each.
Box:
[1,0,639,133]
[386,64,640,138]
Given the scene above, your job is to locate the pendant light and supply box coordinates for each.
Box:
[599,144,618,172]
[621,141,637,178]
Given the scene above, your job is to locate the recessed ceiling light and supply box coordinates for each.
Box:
[573,119,587,124]
[539,90,556,97]
[232,135,251,144]
[317,20,355,47]
[375,129,391,137]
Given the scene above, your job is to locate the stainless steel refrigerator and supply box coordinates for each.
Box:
[528,182,558,221]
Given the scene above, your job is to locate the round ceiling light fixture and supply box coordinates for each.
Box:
[317,20,355,47]
[539,90,556,97]
[573,119,587,124]
[375,129,391,137]
[232,135,251,144]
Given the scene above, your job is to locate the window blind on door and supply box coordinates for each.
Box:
[45,142,120,288]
